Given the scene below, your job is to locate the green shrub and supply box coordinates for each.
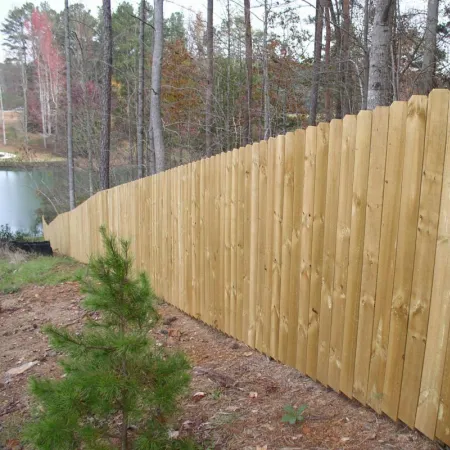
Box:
[23,227,193,449]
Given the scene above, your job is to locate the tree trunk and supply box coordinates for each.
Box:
[226,0,231,150]
[367,0,394,109]
[263,0,271,139]
[0,86,6,145]
[419,0,439,94]
[362,0,370,109]
[309,0,324,125]
[243,0,253,144]
[100,0,112,190]
[324,5,332,121]
[341,0,350,116]
[21,42,28,147]
[137,0,145,178]
[151,0,165,174]
[205,0,214,156]
[65,0,75,210]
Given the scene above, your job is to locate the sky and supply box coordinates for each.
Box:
[0,0,209,61]
[0,0,312,61]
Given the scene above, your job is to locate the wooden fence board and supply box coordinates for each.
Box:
[287,130,306,368]
[218,153,226,330]
[328,115,357,392]
[248,143,260,348]
[296,126,317,373]
[353,105,390,405]
[270,136,285,359]
[243,145,253,346]
[306,122,330,380]
[278,132,295,364]
[317,119,342,385]
[436,322,450,445]
[224,152,232,333]
[255,141,268,352]
[340,110,372,397]
[230,150,238,337]
[236,147,246,341]
[262,138,276,355]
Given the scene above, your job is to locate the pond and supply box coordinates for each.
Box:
[0,168,51,234]
[0,166,136,235]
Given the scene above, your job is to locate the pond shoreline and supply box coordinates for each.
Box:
[0,159,67,170]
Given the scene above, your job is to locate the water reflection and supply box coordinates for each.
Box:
[0,166,136,234]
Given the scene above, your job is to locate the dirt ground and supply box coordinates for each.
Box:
[0,283,443,449]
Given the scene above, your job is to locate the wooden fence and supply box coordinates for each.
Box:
[44,89,450,445]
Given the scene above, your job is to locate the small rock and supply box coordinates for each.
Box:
[249,391,258,398]
[243,351,253,357]
[160,329,169,335]
[231,342,240,350]
[5,361,38,376]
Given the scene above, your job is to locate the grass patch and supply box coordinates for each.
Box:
[0,255,85,294]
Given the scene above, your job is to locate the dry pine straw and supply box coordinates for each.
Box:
[0,283,442,450]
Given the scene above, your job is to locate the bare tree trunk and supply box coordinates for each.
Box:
[137,0,145,178]
[87,110,94,196]
[309,0,324,125]
[151,0,165,173]
[362,0,370,109]
[419,0,439,94]
[65,0,75,210]
[205,0,214,156]
[0,85,6,145]
[21,43,28,147]
[367,0,394,109]
[324,5,332,121]
[263,0,271,139]
[226,0,231,150]
[100,0,112,190]
[341,0,350,116]
[243,0,253,144]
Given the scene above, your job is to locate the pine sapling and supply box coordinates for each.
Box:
[23,227,193,449]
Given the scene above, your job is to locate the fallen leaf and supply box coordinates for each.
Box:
[249,391,258,398]
[6,439,22,450]
[243,351,253,357]
[192,391,206,401]
[168,328,181,338]
[302,425,312,435]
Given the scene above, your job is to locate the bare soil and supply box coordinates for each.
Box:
[0,283,442,449]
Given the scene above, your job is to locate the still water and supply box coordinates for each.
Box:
[0,169,52,233]
[0,166,135,234]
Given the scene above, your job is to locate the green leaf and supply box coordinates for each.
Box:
[283,404,296,414]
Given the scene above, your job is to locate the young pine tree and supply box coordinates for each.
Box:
[23,227,193,450]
